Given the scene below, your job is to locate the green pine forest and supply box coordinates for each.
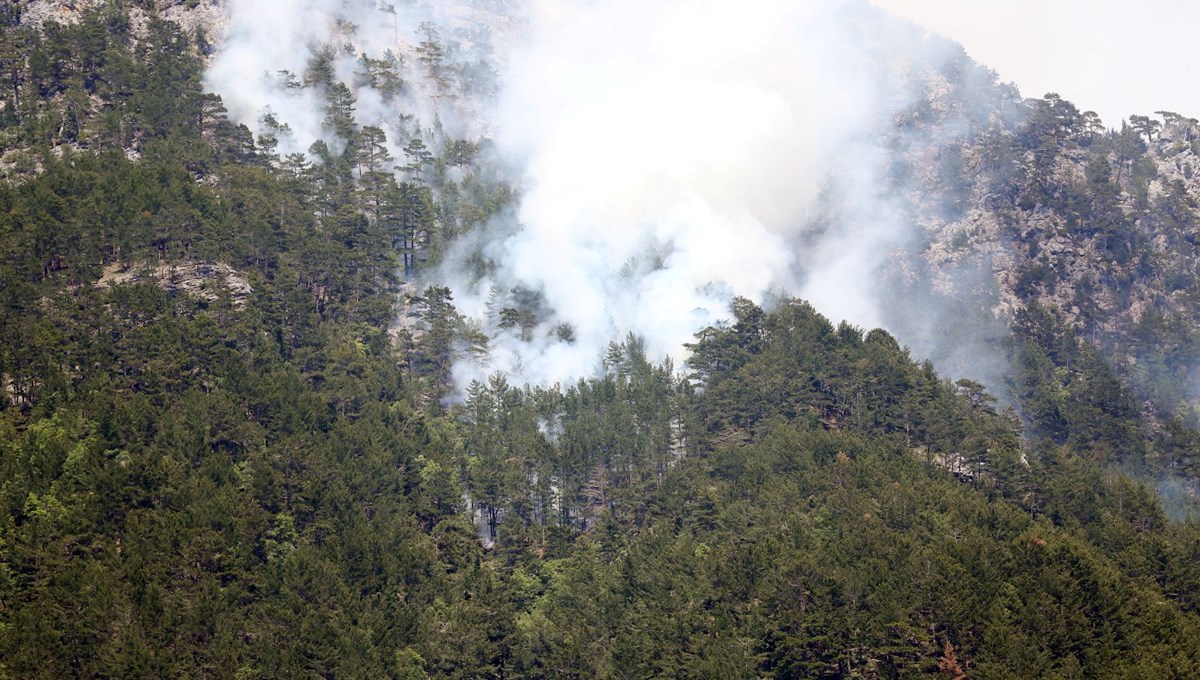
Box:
[2,2,1200,678]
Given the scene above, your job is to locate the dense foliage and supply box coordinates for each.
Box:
[2,2,1200,678]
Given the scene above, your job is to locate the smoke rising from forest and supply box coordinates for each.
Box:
[204,0,495,160]
[455,0,903,387]
[204,0,1003,390]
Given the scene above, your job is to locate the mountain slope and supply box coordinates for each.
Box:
[2,2,1200,678]
[878,74,1200,462]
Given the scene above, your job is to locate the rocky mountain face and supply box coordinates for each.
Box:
[16,0,227,41]
[918,97,1197,361]
[855,52,1200,463]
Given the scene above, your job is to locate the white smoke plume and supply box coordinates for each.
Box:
[203,0,990,389]
[446,0,933,387]
[204,0,505,158]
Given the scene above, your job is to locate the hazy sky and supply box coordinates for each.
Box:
[870,0,1200,127]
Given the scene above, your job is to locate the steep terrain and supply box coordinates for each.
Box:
[2,1,1200,678]
[867,63,1200,476]
[896,85,1200,414]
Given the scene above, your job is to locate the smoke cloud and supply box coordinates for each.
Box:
[204,0,504,159]
[204,0,999,390]
[445,0,946,387]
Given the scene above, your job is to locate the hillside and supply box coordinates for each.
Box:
[883,79,1200,438]
[2,1,1200,678]
[775,35,1200,482]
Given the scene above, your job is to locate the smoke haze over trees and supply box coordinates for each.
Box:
[2,0,1200,677]
[201,0,1018,389]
